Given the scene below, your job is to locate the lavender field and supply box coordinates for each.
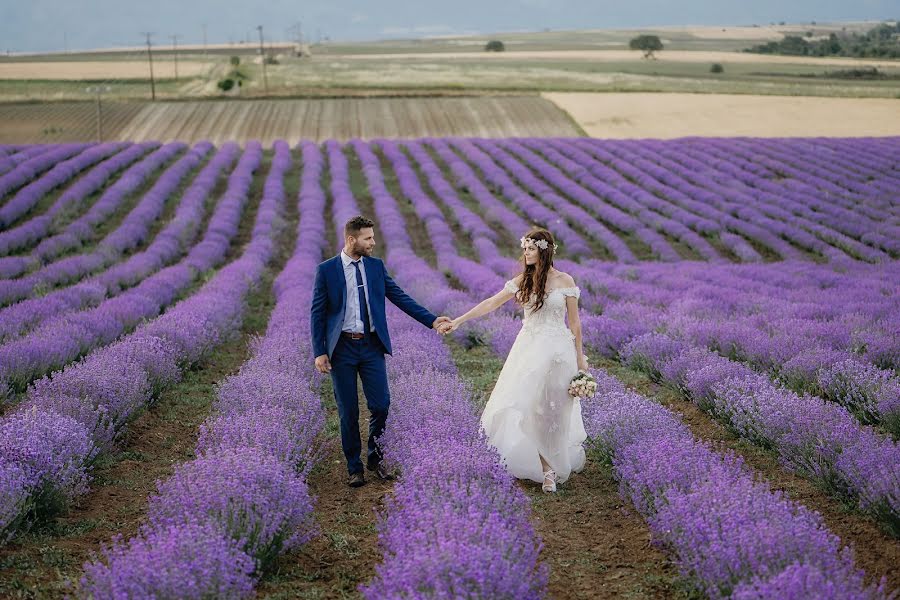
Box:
[0,136,897,598]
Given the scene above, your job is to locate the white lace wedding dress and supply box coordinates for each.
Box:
[480,279,587,484]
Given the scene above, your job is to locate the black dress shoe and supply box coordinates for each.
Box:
[367,461,395,481]
[348,471,366,487]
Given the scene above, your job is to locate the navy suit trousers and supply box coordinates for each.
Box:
[330,333,390,475]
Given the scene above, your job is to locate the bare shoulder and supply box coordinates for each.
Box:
[552,270,577,287]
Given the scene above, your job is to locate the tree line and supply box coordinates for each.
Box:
[745,22,900,58]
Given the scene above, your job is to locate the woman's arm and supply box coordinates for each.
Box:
[566,293,589,372]
[447,288,516,331]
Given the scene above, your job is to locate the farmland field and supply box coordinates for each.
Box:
[2,23,899,104]
[4,93,900,145]
[545,92,900,138]
[0,96,582,144]
[0,61,210,80]
[0,135,897,598]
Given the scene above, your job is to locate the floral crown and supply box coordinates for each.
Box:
[520,236,559,252]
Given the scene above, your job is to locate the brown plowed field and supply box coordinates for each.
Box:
[0,102,145,143]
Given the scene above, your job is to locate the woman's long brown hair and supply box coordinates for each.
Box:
[516,228,556,312]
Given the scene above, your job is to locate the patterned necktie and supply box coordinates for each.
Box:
[352,260,371,333]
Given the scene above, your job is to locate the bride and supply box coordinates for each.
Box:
[440,228,588,493]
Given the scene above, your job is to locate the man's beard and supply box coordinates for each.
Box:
[353,242,372,256]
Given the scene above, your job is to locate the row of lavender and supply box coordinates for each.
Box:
[73,138,546,597]
[348,140,548,597]
[0,144,91,211]
[3,138,897,274]
[0,137,892,382]
[382,137,898,429]
[0,144,248,399]
[0,142,188,299]
[0,142,231,344]
[77,141,327,598]
[0,142,274,545]
[582,370,888,598]
[0,137,892,596]
[562,263,900,536]
[350,139,890,597]
[0,143,156,271]
[380,136,898,434]
[452,136,898,263]
[417,168,899,534]
[0,145,60,178]
[567,260,899,423]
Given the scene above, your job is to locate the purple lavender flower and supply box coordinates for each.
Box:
[147,447,317,570]
[77,522,257,600]
[0,406,93,521]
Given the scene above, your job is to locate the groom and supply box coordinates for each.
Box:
[310,215,450,487]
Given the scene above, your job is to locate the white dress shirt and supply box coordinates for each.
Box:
[340,250,374,333]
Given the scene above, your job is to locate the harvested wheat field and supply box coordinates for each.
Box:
[545,92,900,138]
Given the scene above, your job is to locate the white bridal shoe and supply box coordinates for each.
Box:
[542,469,558,493]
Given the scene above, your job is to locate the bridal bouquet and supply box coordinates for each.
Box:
[568,370,598,399]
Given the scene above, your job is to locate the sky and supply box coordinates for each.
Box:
[1,0,898,53]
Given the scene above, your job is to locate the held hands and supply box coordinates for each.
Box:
[432,315,452,333]
[577,356,590,372]
[314,354,332,374]
[437,318,459,336]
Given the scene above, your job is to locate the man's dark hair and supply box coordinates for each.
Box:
[344,215,375,238]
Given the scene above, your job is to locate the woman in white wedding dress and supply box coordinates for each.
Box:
[442,228,588,493]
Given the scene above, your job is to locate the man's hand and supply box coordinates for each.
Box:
[432,315,451,331]
[315,354,332,374]
[439,319,459,335]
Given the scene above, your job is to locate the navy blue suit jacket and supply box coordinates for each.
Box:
[310,255,438,360]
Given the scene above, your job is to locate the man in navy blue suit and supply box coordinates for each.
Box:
[310,216,450,487]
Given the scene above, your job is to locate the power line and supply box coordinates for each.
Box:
[257,25,269,96]
[169,34,182,81]
[84,85,112,141]
[140,32,156,101]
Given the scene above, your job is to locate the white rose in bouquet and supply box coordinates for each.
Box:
[568,370,598,399]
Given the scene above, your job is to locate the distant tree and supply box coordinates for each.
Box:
[710,63,724,73]
[217,78,235,92]
[629,35,663,59]
[230,56,241,66]
[485,40,505,52]
[780,35,811,55]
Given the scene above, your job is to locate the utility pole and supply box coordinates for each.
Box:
[287,21,304,50]
[169,34,181,81]
[85,85,112,141]
[202,24,208,60]
[141,32,156,101]
[257,25,269,95]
